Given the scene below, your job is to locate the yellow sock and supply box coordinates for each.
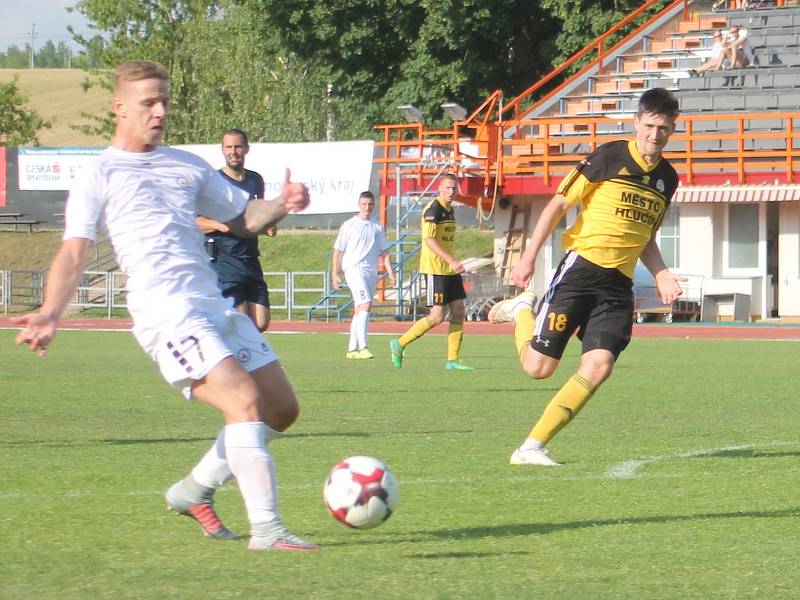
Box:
[399,316,433,347]
[529,374,596,445]
[447,321,464,361]
[514,308,535,361]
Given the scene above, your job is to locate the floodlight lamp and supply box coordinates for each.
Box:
[441,102,467,121]
[397,104,423,123]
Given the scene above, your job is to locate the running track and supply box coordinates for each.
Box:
[2,318,800,340]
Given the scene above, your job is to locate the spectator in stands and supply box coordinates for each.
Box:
[724,25,754,69]
[689,30,727,76]
[197,129,275,332]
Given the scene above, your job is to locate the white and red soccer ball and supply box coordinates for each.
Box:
[323,455,399,529]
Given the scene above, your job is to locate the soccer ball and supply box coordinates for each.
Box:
[323,455,399,529]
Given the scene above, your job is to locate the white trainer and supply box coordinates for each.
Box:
[248,521,319,552]
[509,446,561,466]
[488,291,537,324]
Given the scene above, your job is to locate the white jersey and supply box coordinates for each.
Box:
[727,29,754,63]
[64,146,249,323]
[333,216,389,272]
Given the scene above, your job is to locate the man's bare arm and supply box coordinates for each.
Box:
[225,168,309,237]
[196,215,230,234]
[13,237,91,354]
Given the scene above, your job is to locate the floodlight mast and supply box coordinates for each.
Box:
[397,104,423,123]
[441,102,467,121]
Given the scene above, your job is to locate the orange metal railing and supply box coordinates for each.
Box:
[497,113,800,187]
[376,113,800,197]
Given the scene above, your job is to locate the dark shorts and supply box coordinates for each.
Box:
[531,252,633,360]
[425,273,467,306]
[220,278,270,309]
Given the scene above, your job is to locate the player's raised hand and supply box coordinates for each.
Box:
[281,168,310,213]
[11,312,57,357]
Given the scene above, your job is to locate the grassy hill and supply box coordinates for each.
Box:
[0,68,111,147]
[0,229,495,272]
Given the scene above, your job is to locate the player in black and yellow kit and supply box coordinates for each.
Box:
[389,173,474,370]
[488,88,687,465]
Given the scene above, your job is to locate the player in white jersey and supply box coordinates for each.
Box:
[332,191,395,359]
[12,60,317,552]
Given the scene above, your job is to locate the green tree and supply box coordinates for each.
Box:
[540,0,668,62]
[0,45,31,69]
[69,0,669,142]
[70,0,328,143]
[255,0,562,135]
[0,78,52,145]
[70,34,106,69]
[36,40,60,68]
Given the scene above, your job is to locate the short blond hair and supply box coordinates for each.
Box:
[114,60,168,92]
[440,173,459,184]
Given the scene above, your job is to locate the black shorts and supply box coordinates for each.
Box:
[221,278,270,308]
[425,273,466,306]
[531,252,633,360]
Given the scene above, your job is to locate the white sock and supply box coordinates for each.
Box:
[355,310,370,350]
[348,316,358,351]
[224,421,280,527]
[191,425,284,490]
[520,438,545,451]
[191,429,232,489]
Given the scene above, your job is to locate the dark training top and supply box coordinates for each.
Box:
[206,169,266,283]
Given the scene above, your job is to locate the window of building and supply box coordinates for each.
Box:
[658,204,680,269]
[727,203,759,269]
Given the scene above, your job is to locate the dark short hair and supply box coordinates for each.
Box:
[637,88,679,119]
[221,128,249,145]
[359,191,375,200]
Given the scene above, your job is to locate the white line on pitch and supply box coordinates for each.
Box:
[605,440,800,480]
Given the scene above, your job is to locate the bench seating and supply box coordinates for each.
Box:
[0,217,41,233]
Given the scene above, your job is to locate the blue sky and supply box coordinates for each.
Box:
[0,0,92,52]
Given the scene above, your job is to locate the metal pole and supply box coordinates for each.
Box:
[395,164,403,317]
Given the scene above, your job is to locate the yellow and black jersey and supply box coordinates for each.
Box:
[419,198,457,275]
[557,139,679,278]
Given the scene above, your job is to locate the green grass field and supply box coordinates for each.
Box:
[2,330,799,599]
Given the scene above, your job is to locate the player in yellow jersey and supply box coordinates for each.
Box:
[389,173,474,370]
[488,88,687,465]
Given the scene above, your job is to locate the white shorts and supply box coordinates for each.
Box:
[132,302,278,399]
[344,267,378,307]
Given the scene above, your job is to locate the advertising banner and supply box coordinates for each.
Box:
[17,141,375,215]
[17,147,104,191]
[177,140,375,215]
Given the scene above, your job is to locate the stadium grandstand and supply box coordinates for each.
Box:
[372,0,800,323]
